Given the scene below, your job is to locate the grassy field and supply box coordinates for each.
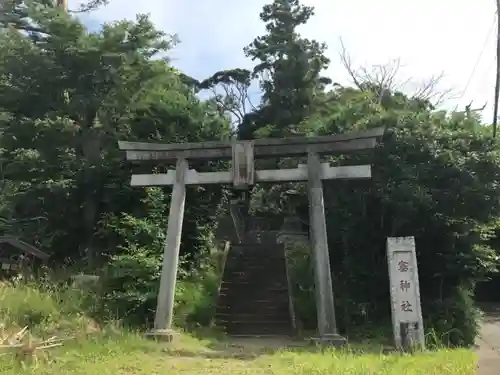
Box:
[0,281,478,375]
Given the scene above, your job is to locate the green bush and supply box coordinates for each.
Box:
[284,240,317,330]
[0,278,97,334]
[94,187,224,329]
[424,286,480,347]
[96,246,221,329]
[0,187,226,333]
[0,281,61,327]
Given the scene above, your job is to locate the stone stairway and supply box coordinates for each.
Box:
[215,243,292,336]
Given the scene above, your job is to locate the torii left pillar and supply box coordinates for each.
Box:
[145,158,188,341]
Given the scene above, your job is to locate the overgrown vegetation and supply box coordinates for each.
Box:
[0,281,477,374]
[0,0,498,363]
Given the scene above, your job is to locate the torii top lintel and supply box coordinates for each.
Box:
[118,127,385,162]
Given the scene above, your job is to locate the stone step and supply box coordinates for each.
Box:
[221,275,287,283]
[220,283,287,291]
[216,301,289,310]
[218,291,288,299]
[216,293,288,306]
[218,288,289,295]
[224,257,286,265]
[217,243,291,336]
[217,289,289,297]
[224,275,286,280]
[223,274,286,280]
[223,266,287,273]
[229,250,285,257]
[231,244,284,249]
[228,333,295,338]
[217,319,291,326]
[224,263,286,269]
[215,315,290,324]
[216,312,290,320]
[225,258,286,263]
[228,248,285,253]
[215,310,290,318]
[228,253,283,257]
[221,322,292,335]
[221,281,287,287]
[227,256,285,261]
[215,302,289,311]
[229,246,284,251]
[224,264,286,270]
[228,254,284,258]
[215,307,289,316]
[224,263,286,270]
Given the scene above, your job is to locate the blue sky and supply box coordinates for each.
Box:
[73,0,496,122]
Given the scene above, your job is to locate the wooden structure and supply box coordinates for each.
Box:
[118,127,384,342]
[0,235,49,277]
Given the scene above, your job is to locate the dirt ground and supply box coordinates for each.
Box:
[476,303,500,375]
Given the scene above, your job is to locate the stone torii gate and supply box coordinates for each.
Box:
[118,127,384,342]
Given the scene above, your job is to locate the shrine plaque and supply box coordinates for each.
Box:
[231,140,254,189]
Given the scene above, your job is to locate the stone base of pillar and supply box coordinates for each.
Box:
[309,333,347,347]
[144,328,176,342]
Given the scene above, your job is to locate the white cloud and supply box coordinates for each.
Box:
[72,0,497,121]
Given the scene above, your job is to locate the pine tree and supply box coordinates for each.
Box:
[240,0,331,138]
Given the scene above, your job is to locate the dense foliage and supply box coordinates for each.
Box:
[199,0,500,346]
[0,0,499,346]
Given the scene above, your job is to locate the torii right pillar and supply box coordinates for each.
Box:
[307,151,346,346]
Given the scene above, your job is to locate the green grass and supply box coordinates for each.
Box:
[0,281,478,375]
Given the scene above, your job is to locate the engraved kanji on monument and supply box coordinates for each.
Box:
[386,236,425,350]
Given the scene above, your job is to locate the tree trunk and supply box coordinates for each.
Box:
[56,0,68,11]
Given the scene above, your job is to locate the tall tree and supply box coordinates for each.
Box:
[239,0,331,139]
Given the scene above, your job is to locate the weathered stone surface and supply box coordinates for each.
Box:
[144,329,176,342]
[309,333,347,348]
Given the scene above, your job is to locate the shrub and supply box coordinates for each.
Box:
[424,286,480,347]
[94,187,224,329]
[0,278,98,334]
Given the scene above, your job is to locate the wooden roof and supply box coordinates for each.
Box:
[0,235,49,260]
